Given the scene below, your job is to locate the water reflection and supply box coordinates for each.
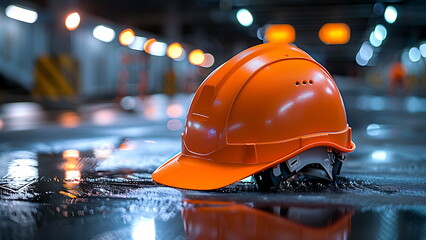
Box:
[4,155,39,191]
[61,149,82,198]
[132,217,156,240]
[183,201,353,240]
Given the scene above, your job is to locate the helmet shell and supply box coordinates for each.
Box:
[153,43,355,190]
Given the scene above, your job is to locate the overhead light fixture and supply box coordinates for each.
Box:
[408,47,421,62]
[265,24,296,44]
[236,9,253,27]
[189,49,205,65]
[369,31,382,47]
[119,28,136,46]
[359,42,373,61]
[419,43,426,57]
[65,12,80,31]
[93,25,115,43]
[143,38,157,53]
[149,41,167,56]
[384,6,397,24]
[356,52,368,66]
[5,5,38,24]
[318,23,350,45]
[374,24,387,41]
[167,43,184,59]
[129,36,147,51]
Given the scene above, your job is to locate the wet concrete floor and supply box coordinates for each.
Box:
[0,81,425,240]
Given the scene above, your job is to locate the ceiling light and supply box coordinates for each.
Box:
[236,9,253,27]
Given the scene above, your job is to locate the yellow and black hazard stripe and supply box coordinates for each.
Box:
[32,54,79,101]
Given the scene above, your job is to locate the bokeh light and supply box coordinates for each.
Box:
[359,42,373,60]
[119,28,136,46]
[374,24,387,41]
[265,24,295,44]
[149,41,167,56]
[369,31,382,47]
[129,36,147,51]
[409,47,421,62]
[318,23,350,45]
[65,12,80,31]
[189,49,205,65]
[144,38,157,53]
[201,53,215,68]
[93,25,115,43]
[167,43,184,59]
[236,9,253,27]
[356,52,368,66]
[384,6,397,24]
[59,111,81,128]
[420,43,426,57]
[166,104,184,118]
[5,5,38,24]
[167,119,183,131]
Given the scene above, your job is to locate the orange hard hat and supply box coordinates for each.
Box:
[152,43,355,190]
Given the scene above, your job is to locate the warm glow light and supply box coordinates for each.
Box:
[167,43,184,59]
[59,111,81,128]
[166,104,184,118]
[65,12,80,31]
[265,24,296,44]
[5,5,38,24]
[92,109,117,125]
[93,25,115,43]
[319,23,350,45]
[65,170,81,181]
[189,49,205,65]
[384,6,397,24]
[63,149,80,159]
[119,28,136,46]
[144,38,157,53]
[149,41,167,56]
[236,9,253,27]
[201,53,215,68]
[129,36,147,51]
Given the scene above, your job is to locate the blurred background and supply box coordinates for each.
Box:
[0,0,425,105]
[0,1,426,239]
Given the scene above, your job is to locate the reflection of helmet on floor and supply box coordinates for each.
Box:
[183,201,354,240]
[152,43,355,190]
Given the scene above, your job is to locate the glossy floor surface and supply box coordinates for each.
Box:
[0,78,425,240]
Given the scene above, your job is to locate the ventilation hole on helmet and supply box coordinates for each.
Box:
[302,81,307,85]
[295,81,300,86]
[309,80,314,85]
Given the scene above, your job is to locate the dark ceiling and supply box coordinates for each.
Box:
[7,0,426,73]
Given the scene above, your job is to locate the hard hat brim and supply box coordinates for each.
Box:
[152,141,355,190]
[152,153,271,190]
